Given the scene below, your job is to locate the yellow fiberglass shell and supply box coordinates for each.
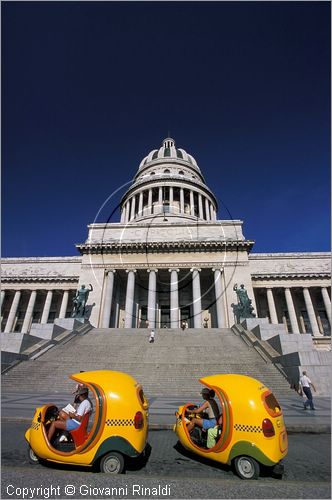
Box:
[174,374,288,468]
[25,370,149,467]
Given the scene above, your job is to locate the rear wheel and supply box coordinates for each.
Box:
[27,446,39,465]
[234,456,260,479]
[100,452,125,474]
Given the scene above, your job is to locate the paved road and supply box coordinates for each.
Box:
[2,391,331,431]
[1,423,330,499]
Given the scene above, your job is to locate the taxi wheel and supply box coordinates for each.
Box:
[234,456,260,480]
[28,446,39,465]
[100,452,125,474]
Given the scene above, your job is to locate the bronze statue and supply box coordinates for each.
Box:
[231,284,256,323]
[72,284,93,318]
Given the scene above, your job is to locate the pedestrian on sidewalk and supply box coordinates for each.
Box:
[300,371,316,410]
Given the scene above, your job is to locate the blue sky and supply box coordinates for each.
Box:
[2,1,330,257]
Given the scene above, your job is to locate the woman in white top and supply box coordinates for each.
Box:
[47,387,92,443]
[186,388,220,433]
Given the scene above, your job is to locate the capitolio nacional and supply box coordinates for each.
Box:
[1,138,331,395]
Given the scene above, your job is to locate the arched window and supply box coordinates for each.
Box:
[164,169,170,174]
[150,171,155,176]
[179,170,184,175]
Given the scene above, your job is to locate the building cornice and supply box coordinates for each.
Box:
[1,256,81,263]
[1,276,79,283]
[76,240,255,255]
[252,273,330,280]
[249,252,331,259]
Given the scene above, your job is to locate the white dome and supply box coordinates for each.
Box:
[138,138,201,172]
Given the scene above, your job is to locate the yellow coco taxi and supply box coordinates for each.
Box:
[174,374,288,479]
[25,370,149,474]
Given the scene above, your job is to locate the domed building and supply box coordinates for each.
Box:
[1,138,331,337]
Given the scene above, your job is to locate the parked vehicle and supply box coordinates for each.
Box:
[174,374,288,479]
[25,370,149,474]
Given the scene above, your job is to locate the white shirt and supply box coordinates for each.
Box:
[300,375,311,388]
[73,398,92,424]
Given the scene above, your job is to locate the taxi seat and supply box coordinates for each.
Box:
[70,412,90,447]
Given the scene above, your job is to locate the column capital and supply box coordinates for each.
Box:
[126,269,137,274]
[190,268,201,273]
[169,268,180,273]
[147,268,158,273]
[105,269,116,275]
[212,267,223,273]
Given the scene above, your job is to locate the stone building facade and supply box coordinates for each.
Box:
[1,138,331,338]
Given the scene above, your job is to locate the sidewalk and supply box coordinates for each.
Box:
[1,391,330,433]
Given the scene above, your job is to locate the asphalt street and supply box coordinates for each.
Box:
[1,391,331,432]
[1,422,331,499]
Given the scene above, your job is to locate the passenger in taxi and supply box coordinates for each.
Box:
[186,388,220,433]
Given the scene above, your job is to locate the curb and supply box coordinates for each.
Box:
[3,418,330,434]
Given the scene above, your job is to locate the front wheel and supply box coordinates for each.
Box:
[234,456,260,480]
[27,446,39,465]
[100,452,125,474]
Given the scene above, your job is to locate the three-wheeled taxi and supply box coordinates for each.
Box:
[174,374,288,479]
[25,370,149,474]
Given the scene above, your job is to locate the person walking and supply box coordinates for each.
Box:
[149,329,155,343]
[299,371,316,410]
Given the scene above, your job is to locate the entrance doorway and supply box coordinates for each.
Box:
[180,307,191,327]
[160,306,170,328]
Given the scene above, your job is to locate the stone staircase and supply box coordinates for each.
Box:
[1,327,293,398]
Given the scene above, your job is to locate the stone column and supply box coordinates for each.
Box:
[1,290,5,310]
[205,198,210,221]
[198,194,204,219]
[125,201,130,223]
[138,191,143,217]
[147,269,157,329]
[130,195,136,220]
[284,288,300,333]
[266,288,278,324]
[303,288,321,336]
[41,290,53,324]
[190,190,195,216]
[169,186,173,213]
[213,268,226,328]
[59,290,69,319]
[158,187,163,212]
[124,270,136,328]
[212,206,217,221]
[101,270,116,328]
[321,287,331,326]
[191,268,202,328]
[169,268,179,328]
[120,206,125,223]
[4,291,21,332]
[180,188,184,214]
[21,290,37,334]
[148,189,153,214]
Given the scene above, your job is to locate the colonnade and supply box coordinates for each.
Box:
[101,267,227,329]
[2,282,330,336]
[1,289,73,333]
[120,185,217,223]
[255,286,331,336]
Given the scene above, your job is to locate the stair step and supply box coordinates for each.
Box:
[2,327,293,398]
